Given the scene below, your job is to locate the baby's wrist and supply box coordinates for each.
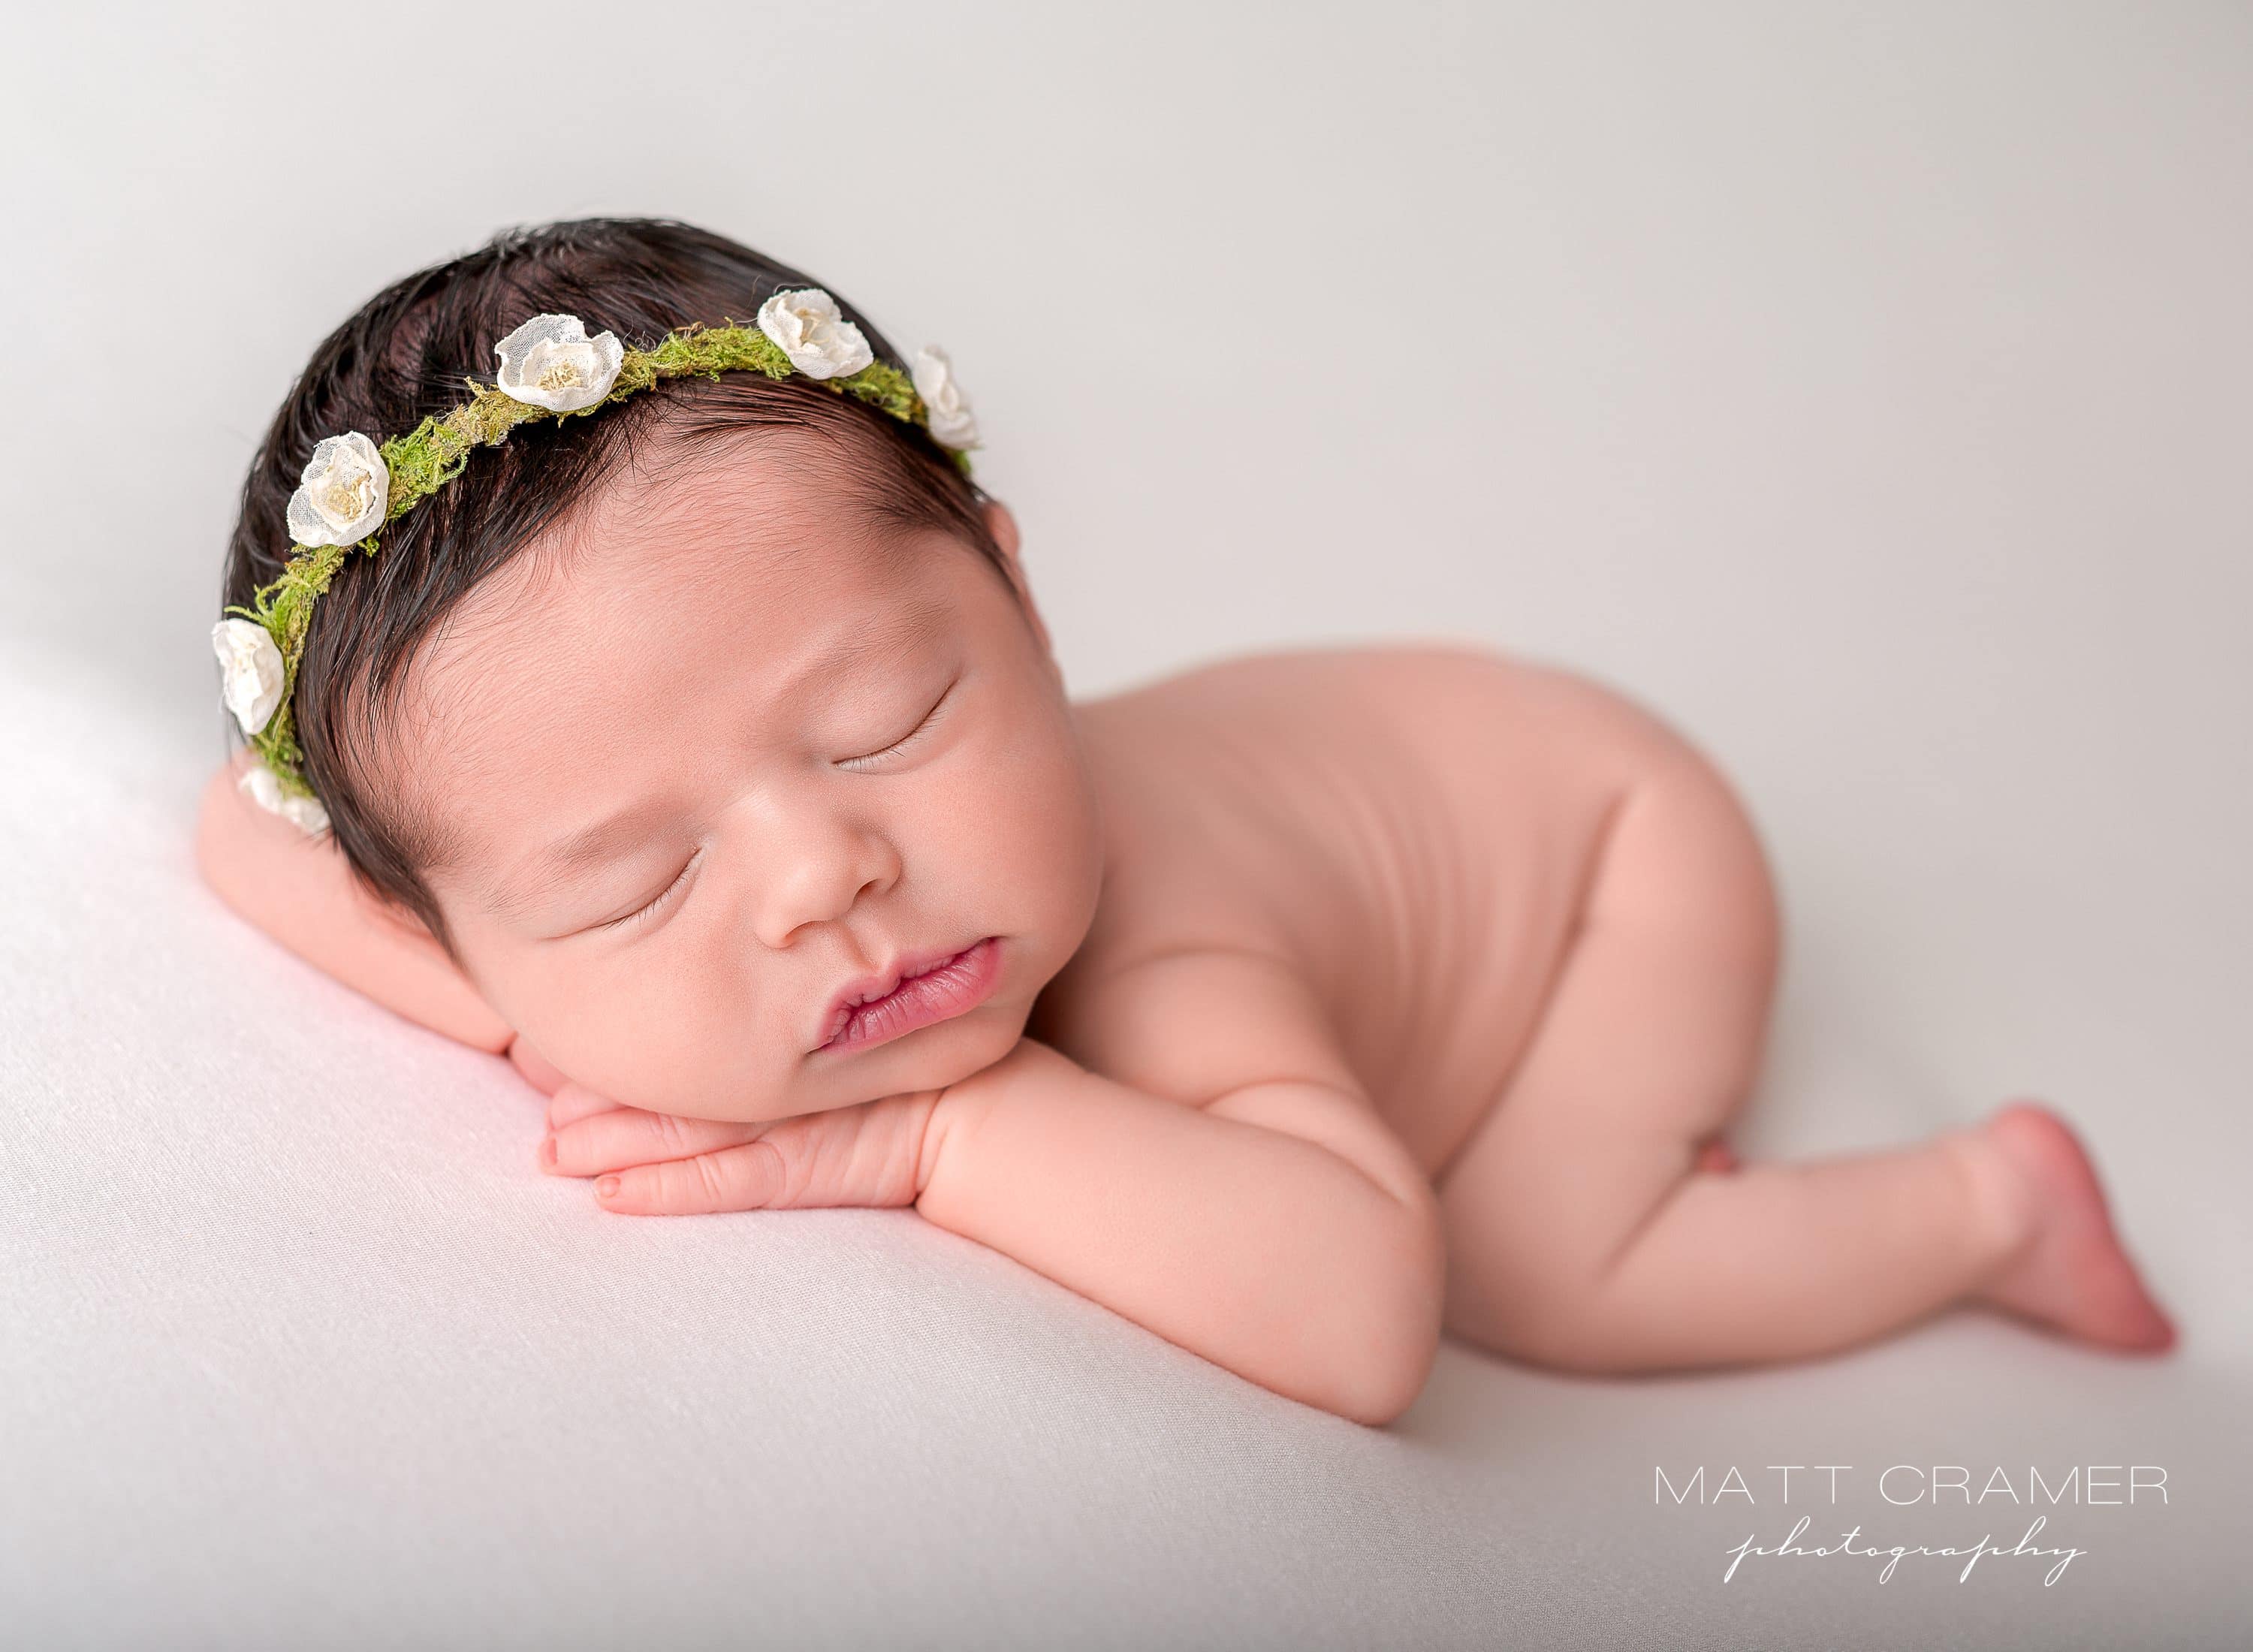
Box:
[912,1037,1076,1206]
[913,1087,963,1203]
[913,1070,1002,1204]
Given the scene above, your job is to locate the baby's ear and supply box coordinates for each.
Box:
[982,497,1022,563]
[980,498,1057,665]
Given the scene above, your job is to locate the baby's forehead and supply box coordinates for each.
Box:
[436,436,942,659]
[424,530,949,737]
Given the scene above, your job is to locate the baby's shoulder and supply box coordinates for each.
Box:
[1073,639,1660,767]
[1083,639,1517,720]
[1069,646,1448,788]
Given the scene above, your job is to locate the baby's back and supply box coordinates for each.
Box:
[1038,644,1711,1176]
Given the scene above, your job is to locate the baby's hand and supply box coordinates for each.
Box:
[538,1081,944,1216]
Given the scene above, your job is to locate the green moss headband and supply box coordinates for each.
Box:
[211,288,981,834]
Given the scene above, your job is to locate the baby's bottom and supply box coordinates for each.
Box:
[1433,741,2174,1374]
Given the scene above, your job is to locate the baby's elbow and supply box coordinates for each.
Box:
[193,754,269,916]
[1325,1196,1447,1427]
[1332,1322,1441,1428]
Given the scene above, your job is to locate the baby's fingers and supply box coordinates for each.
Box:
[591,1142,788,1216]
[544,1105,764,1177]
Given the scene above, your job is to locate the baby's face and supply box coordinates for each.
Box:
[403,432,1104,1122]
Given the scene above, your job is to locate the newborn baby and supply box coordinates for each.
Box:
[198,218,2175,1427]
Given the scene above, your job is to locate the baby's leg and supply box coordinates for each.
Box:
[1434,745,2173,1373]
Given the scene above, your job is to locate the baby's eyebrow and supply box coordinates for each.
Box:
[760,595,953,717]
[481,599,954,921]
[478,791,685,926]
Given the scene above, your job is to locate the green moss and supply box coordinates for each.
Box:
[222,538,354,800]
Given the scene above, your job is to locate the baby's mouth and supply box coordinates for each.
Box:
[814,937,1002,1054]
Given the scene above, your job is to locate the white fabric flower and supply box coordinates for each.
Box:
[756,288,873,381]
[239,760,330,834]
[285,432,391,547]
[911,345,980,449]
[211,616,285,736]
[493,312,626,412]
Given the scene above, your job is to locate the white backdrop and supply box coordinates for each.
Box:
[3,4,2248,1647]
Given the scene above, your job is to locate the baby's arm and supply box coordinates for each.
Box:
[914,948,1446,1427]
[534,942,1444,1420]
[194,752,517,1058]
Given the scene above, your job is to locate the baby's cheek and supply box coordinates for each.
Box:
[946,710,1103,953]
[504,954,786,1123]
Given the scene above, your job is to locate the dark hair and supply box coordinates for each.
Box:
[219,217,1011,963]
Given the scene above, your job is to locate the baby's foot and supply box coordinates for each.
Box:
[1972,1102,2176,1353]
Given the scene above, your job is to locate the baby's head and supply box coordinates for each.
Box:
[219,218,1104,1122]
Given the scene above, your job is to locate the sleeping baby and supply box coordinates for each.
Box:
[197,216,2176,1426]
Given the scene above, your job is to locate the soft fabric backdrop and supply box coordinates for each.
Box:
[3,3,2247,1646]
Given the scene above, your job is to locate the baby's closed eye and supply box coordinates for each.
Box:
[836,677,955,770]
[599,849,703,935]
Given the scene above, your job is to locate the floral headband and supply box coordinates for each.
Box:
[210,288,980,834]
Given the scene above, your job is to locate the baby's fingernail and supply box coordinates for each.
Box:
[596,1175,621,1198]
[538,1135,557,1171]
